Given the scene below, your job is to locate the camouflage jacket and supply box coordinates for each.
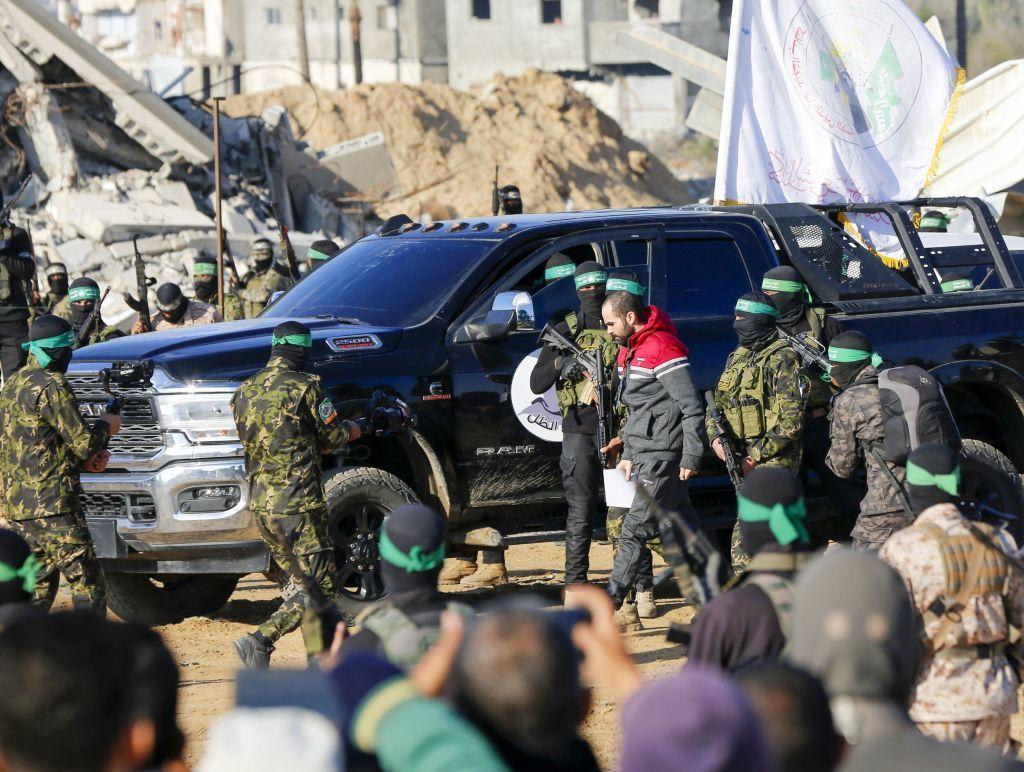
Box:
[881,504,1024,722]
[239,267,293,319]
[826,366,908,520]
[707,336,806,472]
[31,290,66,321]
[153,300,222,331]
[51,294,71,322]
[231,356,351,515]
[205,293,244,322]
[0,360,110,520]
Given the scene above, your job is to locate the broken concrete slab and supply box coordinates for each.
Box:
[318,132,400,200]
[0,0,213,165]
[48,190,215,243]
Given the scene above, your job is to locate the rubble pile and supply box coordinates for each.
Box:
[223,69,697,220]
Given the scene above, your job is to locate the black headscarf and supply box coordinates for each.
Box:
[251,239,274,272]
[906,444,960,516]
[543,253,575,285]
[379,504,447,596]
[733,292,779,348]
[308,239,340,273]
[939,270,974,293]
[156,283,188,325]
[762,266,807,328]
[271,320,312,371]
[827,331,881,389]
[0,528,34,607]
[24,314,75,373]
[45,262,68,296]
[606,269,646,299]
[573,261,607,326]
[67,277,100,332]
[737,466,809,556]
[192,256,219,303]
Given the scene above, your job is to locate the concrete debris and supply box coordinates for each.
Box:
[49,188,215,243]
[318,132,401,200]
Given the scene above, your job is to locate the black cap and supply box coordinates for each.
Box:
[29,314,71,341]
[827,330,872,360]
[271,320,310,344]
[156,283,184,312]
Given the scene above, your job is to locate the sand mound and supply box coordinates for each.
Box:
[223,69,692,220]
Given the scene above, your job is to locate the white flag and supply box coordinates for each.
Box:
[715,0,963,206]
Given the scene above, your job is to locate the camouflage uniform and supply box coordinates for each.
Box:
[51,294,71,322]
[231,355,351,642]
[239,266,293,319]
[881,503,1024,753]
[707,335,807,569]
[826,365,909,549]
[153,299,222,331]
[0,359,110,609]
[210,293,244,323]
[77,324,124,348]
[32,290,66,321]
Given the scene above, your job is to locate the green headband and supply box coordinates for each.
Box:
[941,278,974,293]
[68,286,100,302]
[828,346,883,368]
[737,495,809,547]
[735,298,780,318]
[544,264,576,281]
[378,529,446,573]
[21,330,75,367]
[606,277,645,296]
[574,270,607,289]
[920,215,950,230]
[761,278,805,294]
[308,249,332,262]
[193,262,218,276]
[0,553,39,594]
[271,333,312,347]
[906,459,961,496]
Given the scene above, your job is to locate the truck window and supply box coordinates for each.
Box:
[611,239,650,267]
[665,236,752,318]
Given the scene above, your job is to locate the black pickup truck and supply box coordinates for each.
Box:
[68,197,1024,625]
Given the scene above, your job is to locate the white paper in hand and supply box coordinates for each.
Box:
[603,468,636,509]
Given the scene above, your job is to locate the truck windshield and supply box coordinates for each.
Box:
[264,236,498,327]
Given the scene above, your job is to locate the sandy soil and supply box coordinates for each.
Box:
[139,537,691,768]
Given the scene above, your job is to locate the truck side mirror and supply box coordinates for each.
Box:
[453,291,535,344]
[491,291,535,332]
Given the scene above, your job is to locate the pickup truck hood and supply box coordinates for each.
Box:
[70,317,402,384]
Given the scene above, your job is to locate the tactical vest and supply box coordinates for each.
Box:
[715,337,791,444]
[555,311,618,415]
[356,601,475,667]
[741,551,814,637]
[915,520,1013,658]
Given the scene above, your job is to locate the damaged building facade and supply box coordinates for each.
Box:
[0,0,378,327]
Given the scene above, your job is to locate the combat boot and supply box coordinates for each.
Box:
[636,589,657,619]
[440,557,478,585]
[234,632,274,670]
[614,600,643,632]
[461,549,509,588]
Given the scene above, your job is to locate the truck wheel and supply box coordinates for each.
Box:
[103,571,239,627]
[324,467,418,611]
[960,439,1024,541]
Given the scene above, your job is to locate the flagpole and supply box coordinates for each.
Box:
[713,0,746,204]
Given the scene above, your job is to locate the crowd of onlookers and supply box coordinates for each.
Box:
[1,496,1023,772]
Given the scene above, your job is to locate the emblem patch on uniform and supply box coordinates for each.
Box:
[319,398,337,424]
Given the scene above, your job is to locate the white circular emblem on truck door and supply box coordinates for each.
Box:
[511,349,563,442]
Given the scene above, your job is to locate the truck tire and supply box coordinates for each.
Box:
[324,466,418,612]
[960,439,1024,541]
[103,571,239,627]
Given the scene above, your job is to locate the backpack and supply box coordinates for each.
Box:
[876,365,960,464]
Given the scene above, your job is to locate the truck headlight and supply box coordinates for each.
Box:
[155,393,239,444]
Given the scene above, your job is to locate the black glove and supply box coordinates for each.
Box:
[104,396,123,415]
[557,356,583,381]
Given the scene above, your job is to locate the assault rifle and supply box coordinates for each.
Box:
[354,390,417,436]
[540,323,614,467]
[96,359,154,416]
[491,165,500,216]
[268,198,301,282]
[777,327,831,379]
[637,483,727,620]
[0,177,30,226]
[74,286,110,350]
[124,236,156,331]
[704,390,745,492]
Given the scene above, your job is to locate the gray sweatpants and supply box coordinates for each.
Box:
[608,456,696,598]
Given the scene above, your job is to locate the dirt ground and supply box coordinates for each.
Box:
[138,538,689,769]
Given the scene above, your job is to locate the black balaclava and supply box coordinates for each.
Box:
[906,444,961,516]
[0,528,34,607]
[46,263,68,296]
[23,314,75,373]
[827,331,881,390]
[271,320,312,371]
[543,252,575,285]
[251,239,274,272]
[67,277,100,333]
[737,466,809,557]
[762,265,807,328]
[573,260,608,326]
[192,256,218,303]
[733,292,779,348]
[378,503,447,596]
[499,184,523,215]
[308,239,340,273]
[156,283,188,325]
[606,269,646,299]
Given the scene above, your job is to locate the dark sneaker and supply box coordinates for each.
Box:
[234,633,274,669]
